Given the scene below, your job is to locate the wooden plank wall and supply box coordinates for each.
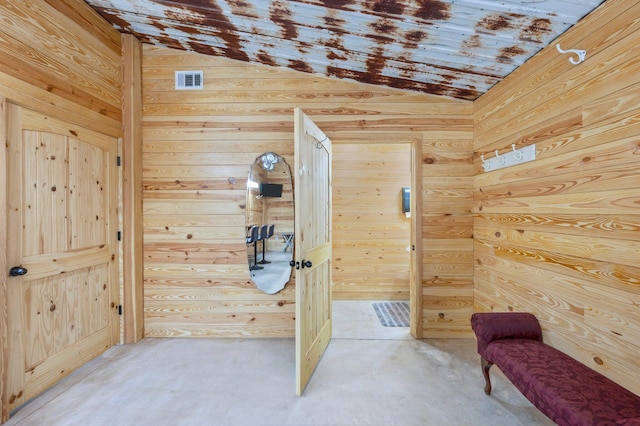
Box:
[0,0,122,137]
[0,0,123,421]
[141,45,473,337]
[422,123,475,338]
[332,143,411,300]
[473,0,640,394]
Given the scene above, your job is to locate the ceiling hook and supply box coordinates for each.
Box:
[556,43,586,65]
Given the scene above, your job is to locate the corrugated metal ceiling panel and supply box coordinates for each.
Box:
[84,0,606,100]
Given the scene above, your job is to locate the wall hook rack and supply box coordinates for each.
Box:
[482,144,536,172]
[556,43,586,65]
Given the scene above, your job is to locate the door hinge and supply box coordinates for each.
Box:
[118,305,123,315]
[116,156,121,166]
[117,231,122,241]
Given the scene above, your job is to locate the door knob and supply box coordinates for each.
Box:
[9,266,28,276]
[302,260,312,268]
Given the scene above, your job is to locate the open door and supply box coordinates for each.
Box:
[294,108,332,395]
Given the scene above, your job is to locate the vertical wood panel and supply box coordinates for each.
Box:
[142,45,472,338]
[69,139,107,249]
[474,1,640,395]
[24,131,68,255]
[24,278,52,370]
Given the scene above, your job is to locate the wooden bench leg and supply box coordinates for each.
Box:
[481,357,493,395]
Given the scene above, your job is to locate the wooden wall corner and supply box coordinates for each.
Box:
[121,34,144,343]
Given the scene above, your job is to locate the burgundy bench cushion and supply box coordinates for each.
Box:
[471,312,542,357]
[617,419,640,426]
[485,339,640,426]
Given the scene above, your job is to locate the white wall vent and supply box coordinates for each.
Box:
[175,70,203,90]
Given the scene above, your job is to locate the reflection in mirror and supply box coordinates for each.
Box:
[246,152,294,294]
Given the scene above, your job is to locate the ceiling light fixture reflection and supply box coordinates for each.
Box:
[260,152,280,171]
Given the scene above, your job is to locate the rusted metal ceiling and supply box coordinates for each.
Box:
[85,0,605,100]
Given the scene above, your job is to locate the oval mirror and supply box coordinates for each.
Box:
[245,152,294,294]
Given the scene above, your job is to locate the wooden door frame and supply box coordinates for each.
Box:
[121,34,144,344]
[410,139,423,339]
[1,97,9,423]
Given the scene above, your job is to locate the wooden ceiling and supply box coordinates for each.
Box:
[85,0,605,100]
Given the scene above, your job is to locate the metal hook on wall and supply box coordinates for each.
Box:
[556,43,586,65]
[481,155,490,172]
[512,144,524,161]
[494,150,505,165]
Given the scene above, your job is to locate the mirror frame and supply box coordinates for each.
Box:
[245,152,294,294]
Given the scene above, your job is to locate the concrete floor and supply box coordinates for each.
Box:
[6,301,554,426]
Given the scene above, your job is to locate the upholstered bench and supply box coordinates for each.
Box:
[470,312,640,426]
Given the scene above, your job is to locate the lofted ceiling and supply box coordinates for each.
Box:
[85,0,605,100]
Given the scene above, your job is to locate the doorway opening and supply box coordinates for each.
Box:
[331,142,416,337]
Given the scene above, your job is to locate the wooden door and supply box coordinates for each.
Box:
[294,108,332,395]
[5,104,119,413]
